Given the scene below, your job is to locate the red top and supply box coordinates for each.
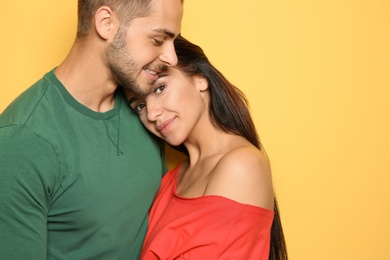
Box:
[141,164,274,260]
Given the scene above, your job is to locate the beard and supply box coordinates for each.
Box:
[106,27,147,95]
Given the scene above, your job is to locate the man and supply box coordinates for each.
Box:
[0,0,183,259]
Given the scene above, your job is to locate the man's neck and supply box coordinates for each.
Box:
[55,40,117,112]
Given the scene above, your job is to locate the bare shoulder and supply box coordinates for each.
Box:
[204,145,274,210]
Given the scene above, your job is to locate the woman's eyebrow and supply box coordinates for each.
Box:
[157,73,168,79]
[127,96,138,106]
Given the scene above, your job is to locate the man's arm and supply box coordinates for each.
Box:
[0,126,58,259]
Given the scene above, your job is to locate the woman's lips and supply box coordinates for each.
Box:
[157,117,175,136]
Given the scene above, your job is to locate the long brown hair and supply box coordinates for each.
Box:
[174,35,288,260]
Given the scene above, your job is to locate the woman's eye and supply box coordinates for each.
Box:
[154,84,166,94]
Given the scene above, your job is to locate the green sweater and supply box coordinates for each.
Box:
[0,69,165,259]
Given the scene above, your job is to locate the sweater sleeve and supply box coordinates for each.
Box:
[0,126,60,260]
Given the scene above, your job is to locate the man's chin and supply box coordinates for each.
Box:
[123,81,151,96]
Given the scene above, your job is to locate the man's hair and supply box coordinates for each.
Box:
[77,0,154,38]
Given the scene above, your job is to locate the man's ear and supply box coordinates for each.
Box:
[94,6,117,40]
[195,75,209,92]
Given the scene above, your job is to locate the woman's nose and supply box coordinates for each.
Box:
[146,99,162,122]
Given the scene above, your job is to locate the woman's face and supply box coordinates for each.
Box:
[125,67,209,146]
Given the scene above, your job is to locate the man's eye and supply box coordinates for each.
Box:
[154,39,164,46]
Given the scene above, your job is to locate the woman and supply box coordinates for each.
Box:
[125,36,288,260]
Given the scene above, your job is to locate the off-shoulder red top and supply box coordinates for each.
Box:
[141,164,274,260]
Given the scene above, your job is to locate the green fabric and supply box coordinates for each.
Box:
[0,69,166,259]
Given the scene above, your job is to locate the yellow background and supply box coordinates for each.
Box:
[1,1,389,259]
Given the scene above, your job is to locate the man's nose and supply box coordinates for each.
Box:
[159,41,178,66]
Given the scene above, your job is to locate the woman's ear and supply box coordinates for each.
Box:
[194,75,209,92]
[94,6,118,40]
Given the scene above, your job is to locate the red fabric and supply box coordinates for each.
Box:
[141,164,274,260]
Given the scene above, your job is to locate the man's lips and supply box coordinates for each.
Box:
[144,64,168,82]
[145,68,159,81]
[157,118,175,135]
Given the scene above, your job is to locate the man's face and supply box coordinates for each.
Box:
[106,0,183,95]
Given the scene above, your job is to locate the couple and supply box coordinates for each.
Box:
[0,0,287,259]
